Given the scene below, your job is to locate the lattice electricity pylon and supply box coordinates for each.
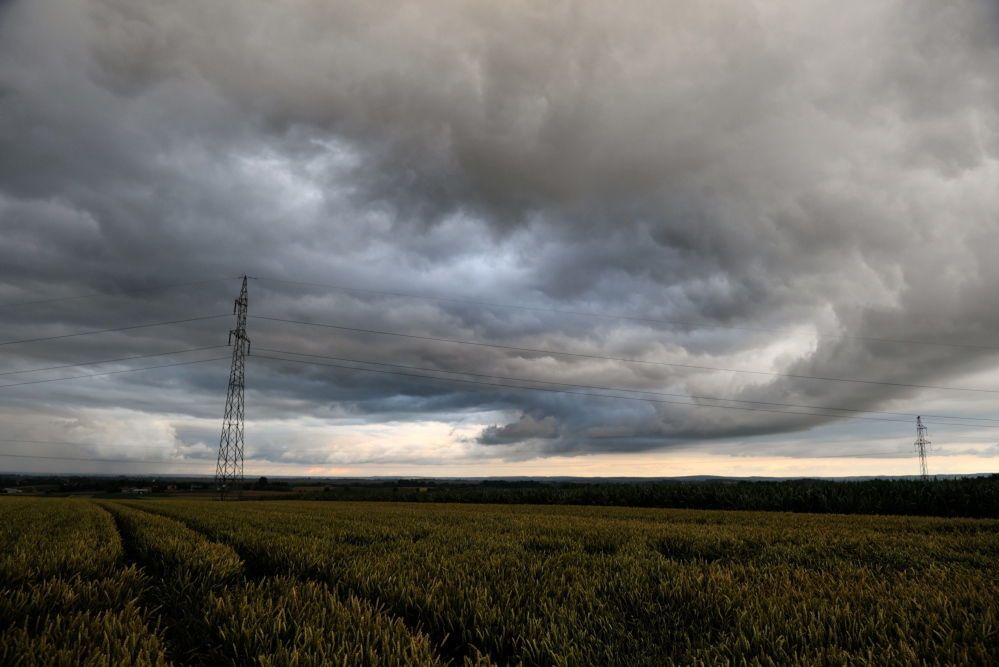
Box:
[914,415,930,480]
[216,276,250,499]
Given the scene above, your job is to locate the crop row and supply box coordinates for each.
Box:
[4,497,996,665]
[137,500,999,666]
[1,498,451,666]
[0,498,169,666]
[102,501,447,666]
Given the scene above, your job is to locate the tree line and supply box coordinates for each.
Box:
[305,475,999,518]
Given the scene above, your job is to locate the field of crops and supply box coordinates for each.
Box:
[1,497,997,665]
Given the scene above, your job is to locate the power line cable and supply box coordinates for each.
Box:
[0,345,229,377]
[0,438,198,450]
[256,346,999,423]
[0,356,229,390]
[0,438,325,468]
[0,438,273,461]
[252,353,999,430]
[252,316,999,395]
[256,276,999,352]
[0,444,274,468]
[0,276,241,310]
[0,314,229,348]
[0,452,211,466]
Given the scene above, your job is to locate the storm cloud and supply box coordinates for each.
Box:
[1,0,998,472]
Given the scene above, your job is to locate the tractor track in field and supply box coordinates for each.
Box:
[106,501,477,667]
[93,501,189,667]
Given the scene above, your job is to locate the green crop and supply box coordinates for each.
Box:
[139,500,999,666]
[205,577,444,667]
[0,497,123,583]
[96,500,443,665]
[0,498,169,666]
[2,497,996,665]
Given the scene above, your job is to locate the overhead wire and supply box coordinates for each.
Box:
[0,356,229,390]
[0,438,299,467]
[0,345,229,377]
[0,314,230,349]
[0,438,201,450]
[252,353,999,430]
[0,438,274,468]
[255,346,999,423]
[255,276,999,352]
[1,273,995,457]
[0,276,242,310]
[252,316,999,395]
[0,452,211,466]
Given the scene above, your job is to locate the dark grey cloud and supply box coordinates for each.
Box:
[1,0,998,471]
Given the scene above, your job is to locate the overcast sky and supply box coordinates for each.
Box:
[1,0,998,478]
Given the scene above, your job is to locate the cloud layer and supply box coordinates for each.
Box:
[1,0,998,471]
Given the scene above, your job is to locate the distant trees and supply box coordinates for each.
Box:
[304,476,999,518]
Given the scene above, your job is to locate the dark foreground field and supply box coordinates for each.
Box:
[2,498,997,665]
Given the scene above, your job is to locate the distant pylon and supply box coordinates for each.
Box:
[914,415,930,480]
[216,276,250,499]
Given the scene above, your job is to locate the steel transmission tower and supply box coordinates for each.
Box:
[216,276,250,498]
[914,415,930,480]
